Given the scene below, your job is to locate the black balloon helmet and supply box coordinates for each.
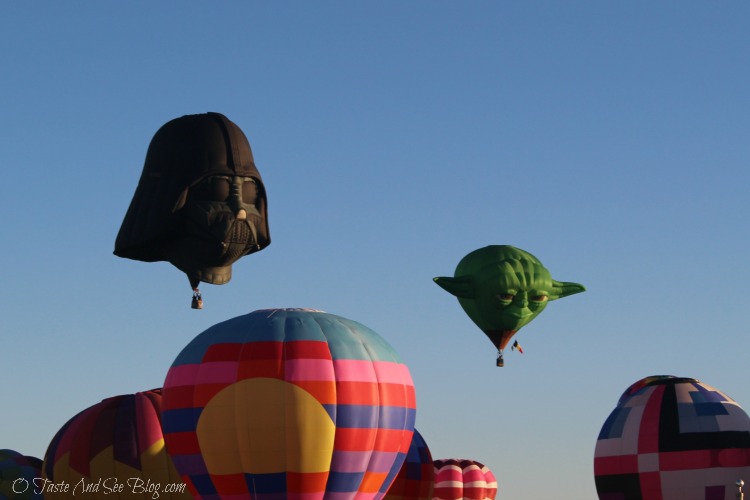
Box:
[114,112,270,288]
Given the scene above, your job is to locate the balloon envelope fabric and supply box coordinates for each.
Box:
[594,375,750,500]
[383,428,434,500]
[42,388,190,499]
[432,459,497,500]
[161,308,417,500]
[0,449,43,500]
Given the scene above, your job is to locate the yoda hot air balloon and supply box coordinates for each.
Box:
[434,245,584,367]
[114,112,270,308]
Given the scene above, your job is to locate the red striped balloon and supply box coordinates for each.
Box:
[42,388,189,499]
[162,308,417,499]
[432,459,497,500]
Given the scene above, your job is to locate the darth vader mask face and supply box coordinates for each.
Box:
[114,112,270,286]
[166,175,264,284]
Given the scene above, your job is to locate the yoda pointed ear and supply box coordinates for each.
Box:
[549,280,586,300]
[434,276,475,299]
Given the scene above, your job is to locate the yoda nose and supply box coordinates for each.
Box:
[516,292,528,307]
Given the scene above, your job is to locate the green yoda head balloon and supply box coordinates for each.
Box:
[434,245,585,366]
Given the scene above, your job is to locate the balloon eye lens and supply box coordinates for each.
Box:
[497,294,514,301]
[211,178,230,201]
[191,177,230,202]
[242,179,257,205]
[532,295,548,302]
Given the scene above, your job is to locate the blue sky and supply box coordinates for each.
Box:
[2,2,749,499]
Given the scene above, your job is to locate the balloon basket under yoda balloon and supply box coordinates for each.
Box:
[434,245,585,367]
[114,112,271,309]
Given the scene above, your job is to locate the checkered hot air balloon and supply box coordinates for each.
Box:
[432,459,497,500]
[594,375,750,500]
[41,388,189,499]
[161,308,417,499]
[383,428,434,500]
[0,449,43,500]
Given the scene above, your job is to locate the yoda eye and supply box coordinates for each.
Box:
[531,295,548,303]
[497,293,514,302]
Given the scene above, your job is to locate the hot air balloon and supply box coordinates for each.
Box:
[114,112,270,308]
[594,375,750,499]
[161,308,417,499]
[384,428,434,500]
[0,449,43,500]
[432,459,497,500]
[434,245,585,367]
[42,388,189,499]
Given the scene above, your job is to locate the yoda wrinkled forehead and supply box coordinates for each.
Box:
[455,245,547,280]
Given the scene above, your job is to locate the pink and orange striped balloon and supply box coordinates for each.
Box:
[162,308,417,499]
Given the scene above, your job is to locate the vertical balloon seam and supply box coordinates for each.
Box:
[281,316,291,494]
[53,407,79,483]
[138,393,164,496]
[348,317,382,495]
[234,332,252,489]
[102,398,120,492]
[76,403,101,481]
[186,345,206,496]
[46,410,80,481]
[124,394,143,497]
[315,313,345,495]
[149,390,182,489]
[210,113,239,171]
[42,416,66,480]
[381,335,411,500]
[364,322,387,498]
[123,395,143,475]
[347,317,410,499]
[321,315,338,497]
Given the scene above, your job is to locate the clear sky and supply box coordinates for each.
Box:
[2,2,749,499]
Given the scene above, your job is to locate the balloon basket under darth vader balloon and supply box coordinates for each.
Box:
[114,112,270,308]
[191,287,203,310]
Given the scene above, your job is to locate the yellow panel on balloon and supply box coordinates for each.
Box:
[139,439,183,486]
[197,377,335,474]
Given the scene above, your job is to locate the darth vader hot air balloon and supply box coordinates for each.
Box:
[114,112,270,308]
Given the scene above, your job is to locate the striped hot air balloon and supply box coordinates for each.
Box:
[384,428,434,500]
[432,459,497,500]
[162,308,417,499]
[42,388,189,499]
